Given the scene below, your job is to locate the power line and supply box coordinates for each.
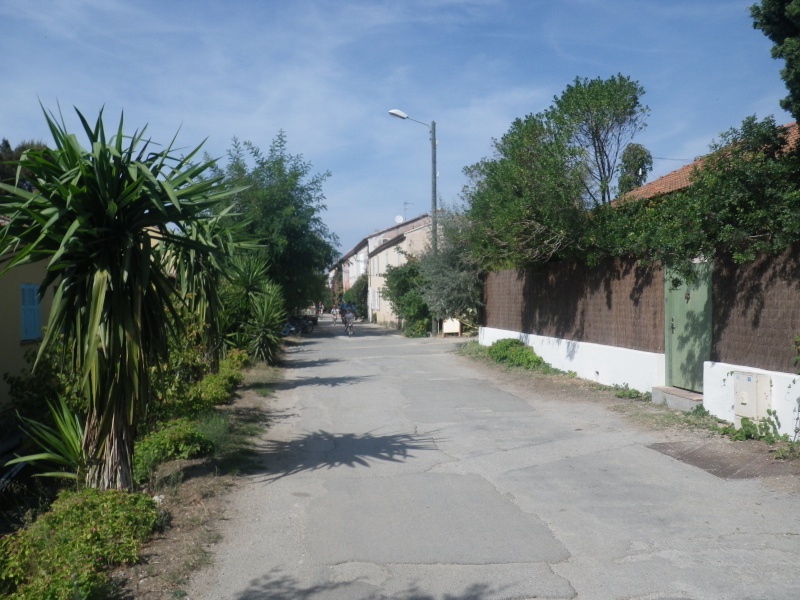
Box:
[652,156,694,162]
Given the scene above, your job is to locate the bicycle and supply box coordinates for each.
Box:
[343,312,355,337]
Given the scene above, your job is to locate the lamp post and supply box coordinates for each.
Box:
[388,109,437,255]
[388,108,438,336]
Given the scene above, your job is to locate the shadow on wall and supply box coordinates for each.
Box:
[513,256,661,351]
[712,245,800,372]
[675,289,712,392]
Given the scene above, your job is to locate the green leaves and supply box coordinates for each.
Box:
[383,258,432,337]
[462,111,586,270]
[549,74,649,205]
[5,396,85,480]
[214,134,338,312]
[752,0,800,121]
[0,106,230,489]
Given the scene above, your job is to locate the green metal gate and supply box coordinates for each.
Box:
[664,262,712,392]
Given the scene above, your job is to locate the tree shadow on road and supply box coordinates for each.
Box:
[276,374,368,389]
[280,357,342,369]
[257,429,440,481]
[234,569,504,599]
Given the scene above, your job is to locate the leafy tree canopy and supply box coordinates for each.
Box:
[752,0,800,121]
[342,272,368,318]
[461,111,586,270]
[0,137,47,185]
[212,133,338,312]
[588,115,800,279]
[382,257,432,337]
[417,209,482,326]
[549,74,650,205]
[0,107,232,490]
[617,143,654,196]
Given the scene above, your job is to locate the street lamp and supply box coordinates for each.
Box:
[387,109,437,256]
[388,108,439,337]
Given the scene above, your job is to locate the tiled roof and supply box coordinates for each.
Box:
[617,121,798,204]
[618,159,701,203]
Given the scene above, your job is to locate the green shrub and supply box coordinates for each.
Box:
[487,339,546,369]
[0,488,158,599]
[133,419,214,484]
[3,338,82,422]
[152,351,246,422]
[148,311,212,423]
[222,349,250,373]
[403,317,431,338]
[613,384,650,401]
[719,410,788,445]
[193,373,234,406]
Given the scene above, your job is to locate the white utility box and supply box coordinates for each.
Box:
[733,371,771,427]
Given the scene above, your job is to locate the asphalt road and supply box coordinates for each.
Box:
[188,319,800,600]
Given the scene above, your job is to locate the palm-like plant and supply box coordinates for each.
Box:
[0,106,233,490]
[162,210,240,371]
[246,282,286,363]
[219,254,286,363]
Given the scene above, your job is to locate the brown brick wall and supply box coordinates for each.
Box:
[484,257,664,353]
[712,247,800,373]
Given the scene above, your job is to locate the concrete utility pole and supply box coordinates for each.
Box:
[388,108,438,336]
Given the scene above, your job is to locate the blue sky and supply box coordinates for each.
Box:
[0,0,791,255]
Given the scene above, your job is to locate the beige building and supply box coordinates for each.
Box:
[331,214,431,304]
[0,261,52,411]
[368,216,431,328]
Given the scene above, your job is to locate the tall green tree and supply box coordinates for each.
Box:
[213,133,338,312]
[0,107,231,490]
[589,115,800,278]
[461,112,586,270]
[617,142,654,196]
[751,0,800,121]
[417,210,482,327]
[382,258,431,337]
[343,272,368,318]
[0,138,47,185]
[549,74,650,205]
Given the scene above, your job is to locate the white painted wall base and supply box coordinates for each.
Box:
[704,362,800,438]
[479,327,800,438]
[479,327,665,393]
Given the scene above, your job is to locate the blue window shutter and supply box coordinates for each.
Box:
[20,284,40,341]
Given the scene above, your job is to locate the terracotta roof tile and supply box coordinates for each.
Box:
[617,121,798,204]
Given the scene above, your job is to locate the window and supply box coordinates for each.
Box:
[20,284,41,341]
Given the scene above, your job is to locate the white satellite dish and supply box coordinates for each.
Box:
[394,215,404,224]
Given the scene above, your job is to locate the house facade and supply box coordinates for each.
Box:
[330,214,430,310]
[368,217,431,327]
[0,261,52,411]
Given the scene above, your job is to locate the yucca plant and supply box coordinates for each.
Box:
[220,254,273,348]
[5,396,86,481]
[0,106,234,490]
[161,211,241,372]
[246,282,286,363]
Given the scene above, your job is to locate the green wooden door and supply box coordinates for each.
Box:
[665,262,712,392]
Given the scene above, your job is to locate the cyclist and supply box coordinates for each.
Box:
[343,305,355,336]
